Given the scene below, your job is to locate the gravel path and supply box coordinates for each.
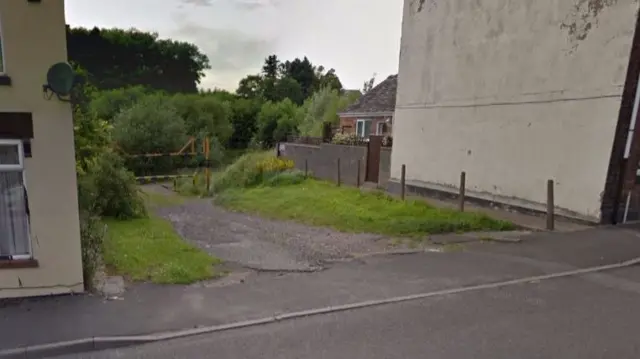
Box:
[154,197,391,272]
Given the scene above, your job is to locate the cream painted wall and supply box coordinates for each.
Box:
[0,0,83,298]
[391,0,639,221]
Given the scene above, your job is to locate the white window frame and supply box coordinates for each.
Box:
[376,122,386,135]
[0,139,32,260]
[356,119,372,138]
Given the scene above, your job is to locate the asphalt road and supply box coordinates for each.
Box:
[55,265,640,359]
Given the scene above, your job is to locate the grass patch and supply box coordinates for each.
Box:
[142,190,187,208]
[104,216,221,284]
[215,179,515,237]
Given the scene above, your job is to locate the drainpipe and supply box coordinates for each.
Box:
[621,71,640,223]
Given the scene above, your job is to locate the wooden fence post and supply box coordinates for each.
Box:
[205,138,211,194]
[357,159,362,187]
[547,179,555,230]
[304,159,308,178]
[459,171,466,212]
[337,158,341,186]
[400,164,406,200]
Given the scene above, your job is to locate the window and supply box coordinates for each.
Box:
[0,140,31,260]
[356,119,372,138]
[376,122,387,135]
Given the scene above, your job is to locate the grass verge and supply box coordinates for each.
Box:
[104,191,222,284]
[215,179,515,238]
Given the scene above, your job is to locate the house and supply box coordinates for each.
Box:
[338,75,397,138]
[0,0,84,298]
[390,0,640,224]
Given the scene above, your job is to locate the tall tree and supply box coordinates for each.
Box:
[67,26,210,93]
[262,55,280,79]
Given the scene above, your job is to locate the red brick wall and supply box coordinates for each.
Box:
[339,116,392,136]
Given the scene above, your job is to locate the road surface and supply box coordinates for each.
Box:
[55,265,640,359]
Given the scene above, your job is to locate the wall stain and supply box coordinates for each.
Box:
[560,0,618,51]
[413,0,436,13]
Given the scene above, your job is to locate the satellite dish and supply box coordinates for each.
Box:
[45,62,75,97]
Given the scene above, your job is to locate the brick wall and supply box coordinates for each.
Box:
[339,116,391,136]
[279,142,368,186]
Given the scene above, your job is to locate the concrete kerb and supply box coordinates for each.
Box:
[4,255,640,359]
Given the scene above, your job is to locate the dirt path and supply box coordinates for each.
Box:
[152,191,392,272]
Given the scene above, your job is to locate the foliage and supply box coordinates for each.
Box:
[262,170,307,187]
[112,95,189,175]
[215,180,515,237]
[78,212,107,291]
[210,151,272,192]
[169,93,233,144]
[236,54,344,106]
[332,132,361,145]
[256,157,294,173]
[297,87,360,137]
[256,99,302,148]
[89,85,154,122]
[79,152,147,219]
[228,98,261,149]
[104,216,222,284]
[67,27,210,93]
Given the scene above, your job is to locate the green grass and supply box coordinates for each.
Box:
[215,179,515,238]
[104,190,222,284]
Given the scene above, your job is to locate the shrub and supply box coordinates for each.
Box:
[263,170,306,187]
[211,151,273,192]
[79,211,107,291]
[332,132,360,145]
[112,95,189,175]
[81,152,147,219]
[255,157,294,174]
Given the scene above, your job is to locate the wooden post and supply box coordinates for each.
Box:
[337,158,341,186]
[304,159,308,178]
[205,138,211,194]
[547,179,555,231]
[357,159,361,187]
[459,171,466,212]
[400,164,406,200]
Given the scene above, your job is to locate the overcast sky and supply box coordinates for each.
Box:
[65,0,403,91]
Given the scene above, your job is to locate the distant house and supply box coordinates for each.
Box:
[338,75,397,138]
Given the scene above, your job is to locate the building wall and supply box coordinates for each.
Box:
[0,0,84,297]
[339,116,392,136]
[391,0,638,222]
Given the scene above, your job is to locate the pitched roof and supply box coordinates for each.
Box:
[341,74,397,115]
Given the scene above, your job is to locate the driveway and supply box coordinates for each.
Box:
[154,197,394,272]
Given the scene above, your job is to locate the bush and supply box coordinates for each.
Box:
[79,211,107,291]
[211,151,273,192]
[332,132,360,145]
[80,152,147,219]
[112,95,189,175]
[263,170,306,187]
[255,157,294,173]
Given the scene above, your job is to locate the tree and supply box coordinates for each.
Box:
[228,98,262,149]
[298,87,360,137]
[236,75,264,99]
[363,73,377,93]
[281,57,316,98]
[262,55,279,79]
[255,99,301,148]
[67,26,210,93]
